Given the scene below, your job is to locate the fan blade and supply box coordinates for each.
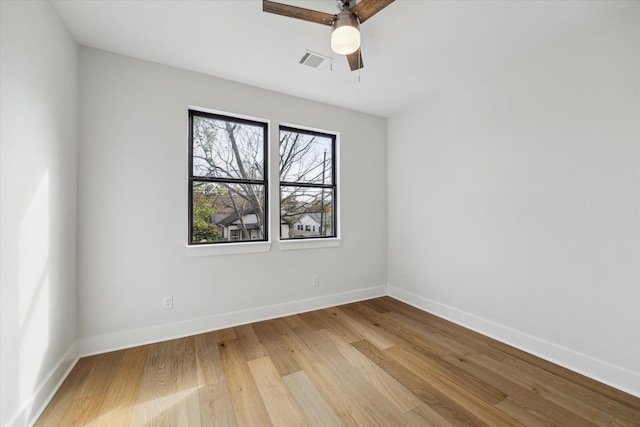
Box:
[350,0,394,24]
[263,0,335,26]
[346,48,363,71]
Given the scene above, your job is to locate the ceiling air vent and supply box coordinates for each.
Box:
[299,50,331,70]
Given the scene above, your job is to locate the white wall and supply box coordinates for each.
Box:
[388,5,640,396]
[0,2,79,425]
[77,48,387,354]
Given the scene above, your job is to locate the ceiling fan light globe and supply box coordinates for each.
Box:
[331,25,360,55]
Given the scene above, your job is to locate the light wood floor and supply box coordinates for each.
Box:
[36,297,640,426]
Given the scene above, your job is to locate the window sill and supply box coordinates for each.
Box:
[279,238,341,251]
[186,241,271,257]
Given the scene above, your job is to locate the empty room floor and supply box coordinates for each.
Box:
[35,297,640,426]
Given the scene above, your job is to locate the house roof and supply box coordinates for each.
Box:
[214,208,257,226]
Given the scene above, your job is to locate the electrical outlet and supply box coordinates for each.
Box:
[163,296,173,309]
[402,272,409,283]
[312,276,320,287]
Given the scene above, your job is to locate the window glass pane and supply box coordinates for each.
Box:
[192,115,265,180]
[279,130,332,185]
[280,186,334,239]
[192,182,266,244]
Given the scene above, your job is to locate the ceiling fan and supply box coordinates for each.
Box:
[263,0,395,71]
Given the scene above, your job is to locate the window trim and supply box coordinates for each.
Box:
[187,240,271,257]
[279,124,340,244]
[188,108,270,249]
[279,237,341,251]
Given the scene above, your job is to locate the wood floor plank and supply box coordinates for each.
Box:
[379,297,498,348]
[377,310,608,426]
[395,338,509,405]
[313,308,363,343]
[329,306,395,349]
[358,297,394,314]
[166,336,202,426]
[92,345,150,427]
[496,396,584,427]
[484,344,640,424]
[213,327,237,343]
[197,381,238,427]
[281,313,308,330]
[77,351,124,398]
[386,346,526,426]
[251,320,302,376]
[445,348,599,426]
[233,324,268,361]
[318,329,422,413]
[404,403,457,427]
[218,338,272,426]
[297,310,330,331]
[354,306,512,408]
[338,303,405,348]
[129,340,174,425]
[195,332,225,384]
[283,370,345,427]
[490,340,640,411]
[470,349,636,425]
[128,338,201,426]
[357,305,505,384]
[351,339,492,426]
[56,393,106,427]
[34,358,94,427]
[248,356,307,426]
[280,323,388,426]
[353,303,448,352]
[195,333,237,426]
[609,416,640,427]
[296,327,414,425]
[382,309,486,356]
[35,297,640,427]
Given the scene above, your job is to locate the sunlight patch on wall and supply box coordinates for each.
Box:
[19,171,51,402]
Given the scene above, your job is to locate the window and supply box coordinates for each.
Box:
[189,110,268,245]
[280,126,337,240]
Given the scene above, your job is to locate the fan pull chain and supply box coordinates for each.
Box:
[358,42,362,82]
[329,37,334,71]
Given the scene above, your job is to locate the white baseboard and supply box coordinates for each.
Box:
[4,343,79,427]
[79,285,387,357]
[387,285,640,398]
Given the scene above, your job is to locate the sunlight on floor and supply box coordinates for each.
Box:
[100,385,202,426]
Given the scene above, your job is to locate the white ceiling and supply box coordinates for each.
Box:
[51,0,625,117]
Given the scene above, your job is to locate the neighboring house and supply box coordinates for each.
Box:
[286,212,322,238]
[212,208,263,241]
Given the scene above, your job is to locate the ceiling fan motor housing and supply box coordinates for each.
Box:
[331,10,360,55]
